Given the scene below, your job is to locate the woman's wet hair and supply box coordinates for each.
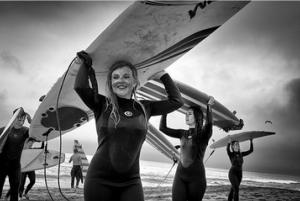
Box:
[13,107,26,117]
[190,106,204,132]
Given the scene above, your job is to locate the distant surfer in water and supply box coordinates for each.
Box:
[0,108,31,201]
[69,148,83,190]
[159,96,215,201]
[227,139,253,201]
[74,51,183,201]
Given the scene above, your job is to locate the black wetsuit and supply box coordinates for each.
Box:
[70,166,82,188]
[6,142,44,199]
[75,65,183,201]
[0,126,29,201]
[69,153,83,188]
[159,105,212,201]
[227,141,253,201]
[19,171,35,196]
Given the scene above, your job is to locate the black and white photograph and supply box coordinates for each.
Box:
[1,1,300,201]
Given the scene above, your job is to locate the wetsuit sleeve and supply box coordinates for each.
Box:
[69,155,73,163]
[202,103,213,144]
[143,74,183,117]
[159,114,183,139]
[74,62,106,112]
[0,127,4,134]
[25,128,29,139]
[227,143,232,157]
[40,142,45,149]
[242,140,253,157]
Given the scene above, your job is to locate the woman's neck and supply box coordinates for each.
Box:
[188,124,195,129]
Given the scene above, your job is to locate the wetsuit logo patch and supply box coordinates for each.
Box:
[124,111,133,117]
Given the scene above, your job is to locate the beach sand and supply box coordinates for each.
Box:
[1,177,300,201]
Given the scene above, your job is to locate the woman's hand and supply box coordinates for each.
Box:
[76,50,92,68]
[207,96,215,106]
[148,70,167,80]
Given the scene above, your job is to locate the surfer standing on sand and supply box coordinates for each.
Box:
[0,108,31,201]
[69,148,83,190]
[159,96,215,201]
[227,139,253,201]
[5,137,43,200]
[74,51,183,201]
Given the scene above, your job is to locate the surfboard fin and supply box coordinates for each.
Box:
[174,145,181,150]
[39,95,46,102]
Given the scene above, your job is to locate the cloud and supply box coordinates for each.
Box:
[266,78,300,133]
[0,91,11,126]
[0,50,23,73]
[285,78,300,114]
[245,77,300,175]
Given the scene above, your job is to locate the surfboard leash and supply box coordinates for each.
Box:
[54,57,78,201]
[204,149,215,164]
[43,134,55,201]
[156,160,177,188]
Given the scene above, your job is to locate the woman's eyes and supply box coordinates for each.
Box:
[112,74,131,80]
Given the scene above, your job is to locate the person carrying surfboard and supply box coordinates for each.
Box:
[69,148,83,190]
[5,137,43,200]
[0,107,31,201]
[159,96,215,201]
[74,50,183,201]
[227,139,253,201]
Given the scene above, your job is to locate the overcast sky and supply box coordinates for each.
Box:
[1,1,300,177]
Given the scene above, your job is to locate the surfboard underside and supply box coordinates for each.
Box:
[29,1,249,141]
[210,131,276,149]
[21,149,65,172]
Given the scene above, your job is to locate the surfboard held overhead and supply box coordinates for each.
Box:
[29,1,249,141]
[138,79,244,132]
[210,131,276,149]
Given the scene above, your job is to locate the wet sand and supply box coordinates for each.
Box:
[1,181,300,201]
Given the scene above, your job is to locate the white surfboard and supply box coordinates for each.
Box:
[29,1,249,141]
[0,108,22,153]
[147,123,180,162]
[138,79,243,132]
[73,140,89,177]
[21,149,65,172]
[209,131,276,149]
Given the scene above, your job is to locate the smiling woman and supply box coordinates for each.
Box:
[74,51,183,201]
[110,62,137,99]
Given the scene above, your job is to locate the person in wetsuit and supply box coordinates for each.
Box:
[227,140,253,201]
[0,108,31,201]
[74,51,183,201]
[69,148,83,189]
[159,97,215,201]
[5,137,44,200]
[19,138,44,200]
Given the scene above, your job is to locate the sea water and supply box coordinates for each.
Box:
[35,153,300,191]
